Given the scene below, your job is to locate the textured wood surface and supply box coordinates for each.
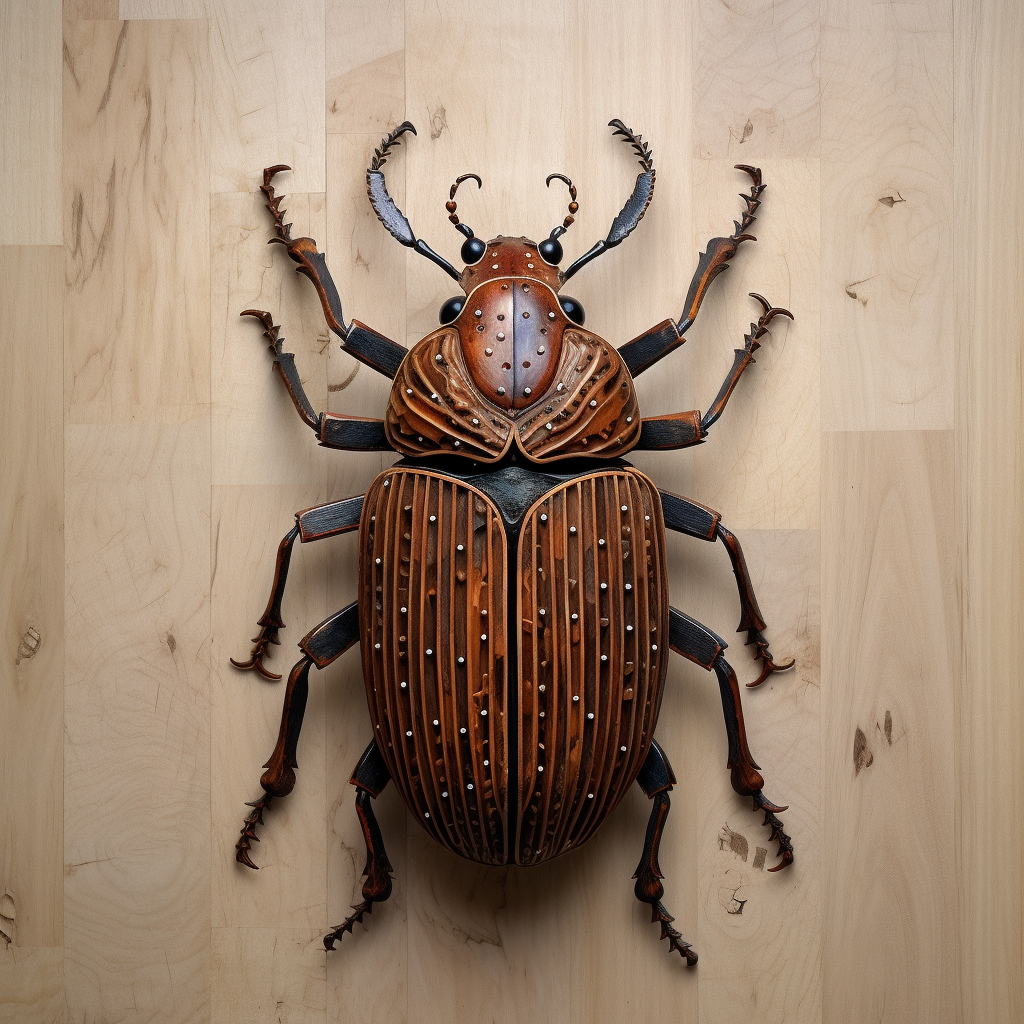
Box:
[1,1,1021,1022]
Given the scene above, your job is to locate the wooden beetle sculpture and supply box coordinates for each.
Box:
[232,119,795,965]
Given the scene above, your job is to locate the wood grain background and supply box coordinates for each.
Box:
[1,1,1021,1021]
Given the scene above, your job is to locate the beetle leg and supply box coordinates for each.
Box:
[631,295,793,451]
[235,653,313,868]
[231,524,300,681]
[234,604,360,869]
[618,165,766,377]
[259,165,409,378]
[713,523,795,686]
[239,310,394,450]
[699,294,794,434]
[659,492,796,685]
[634,741,697,965]
[668,608,794,871]
[324,742,395,950]
[232,496,366,680]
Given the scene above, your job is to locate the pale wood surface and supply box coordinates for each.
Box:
[0,1,1020,1021]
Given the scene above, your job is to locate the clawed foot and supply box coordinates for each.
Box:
[745,629,796,688]
[230,624,283,681]
[240,309,284,357]
[741,293,794,360]
[752,791,794,872]
[324,901,375,950]
[235,793,273,869]
[649,901,697,966]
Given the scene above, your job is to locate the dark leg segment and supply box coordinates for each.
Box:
[633,741,697,965]
[235,653,312,867]
[668,608,793,870]
[658,488,795,687]
[231,524,300,680]
[234,603,360,869]
[618,165,765,378]
[324,742,395,950]
[699,295,793,435]
[231,495,364,679]
[240,309,393,449]
[715,523,795,687]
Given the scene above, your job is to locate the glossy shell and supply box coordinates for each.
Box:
[384,235,640,463]
[359,463,669,866]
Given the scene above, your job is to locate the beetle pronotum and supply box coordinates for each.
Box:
[232,119,795,965]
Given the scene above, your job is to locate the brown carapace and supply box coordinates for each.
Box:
[231,118,795,967]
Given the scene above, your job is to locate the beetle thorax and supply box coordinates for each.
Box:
[456,277,564,411]
[384,236,641,464]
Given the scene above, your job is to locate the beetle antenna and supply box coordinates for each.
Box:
[545,173,578,240]
[560,119,657,283]
[366,122,463,283]
[446,173,482,239]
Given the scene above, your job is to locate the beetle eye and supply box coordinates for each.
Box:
[439,296,464,324]
[559,295,585,325]
[461,237,486,265]
[539,237,563,265]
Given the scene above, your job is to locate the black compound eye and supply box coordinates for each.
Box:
[559,295,585,325]
[461,237,486,265]
[539,237,563,265]
[439,296,464,324]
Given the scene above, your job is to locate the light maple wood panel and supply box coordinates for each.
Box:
[61,15,214,1024]
[954,3,1024,1021]
[821,0,953,432]
[0,0,61,245]
[63,19,211,423]
[64,421,212,1021]
[822,430,958,1023]
[1,0,1022,1021]
[326,0,404,134]
[0,247,65,1024]
[209,0,326,195]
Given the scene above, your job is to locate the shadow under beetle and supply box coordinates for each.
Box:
[232,119,795,964]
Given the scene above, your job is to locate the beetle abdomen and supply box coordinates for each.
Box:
[516,468,668,865]
[360,464,667,868]
[360,468,510,864]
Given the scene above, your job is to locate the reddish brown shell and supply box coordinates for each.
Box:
[515,469,669,864]
[359,464,668,866]
[385,322,640,463]
[384,235,640,463]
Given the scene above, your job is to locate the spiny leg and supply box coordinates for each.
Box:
[714,523,795,687]
[659,491,795,686]
[699,294,793,435]
[634,740,697,966]
[324,740,395,950]
[231,524,300,680]
[259,164,409,376]
[239,309,393,450]
[235,653,312,867]
[231,495,364,680]
[618,164,767,378]
[668,608,793,870]
[234,603,359,868]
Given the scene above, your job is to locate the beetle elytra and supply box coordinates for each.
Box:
[232,119,795,965]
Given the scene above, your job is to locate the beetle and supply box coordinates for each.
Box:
[231,119,795,965]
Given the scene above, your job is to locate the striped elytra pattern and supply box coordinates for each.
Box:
[360,467,509,865]
[516,469,668,866]
[359,464,668,868]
